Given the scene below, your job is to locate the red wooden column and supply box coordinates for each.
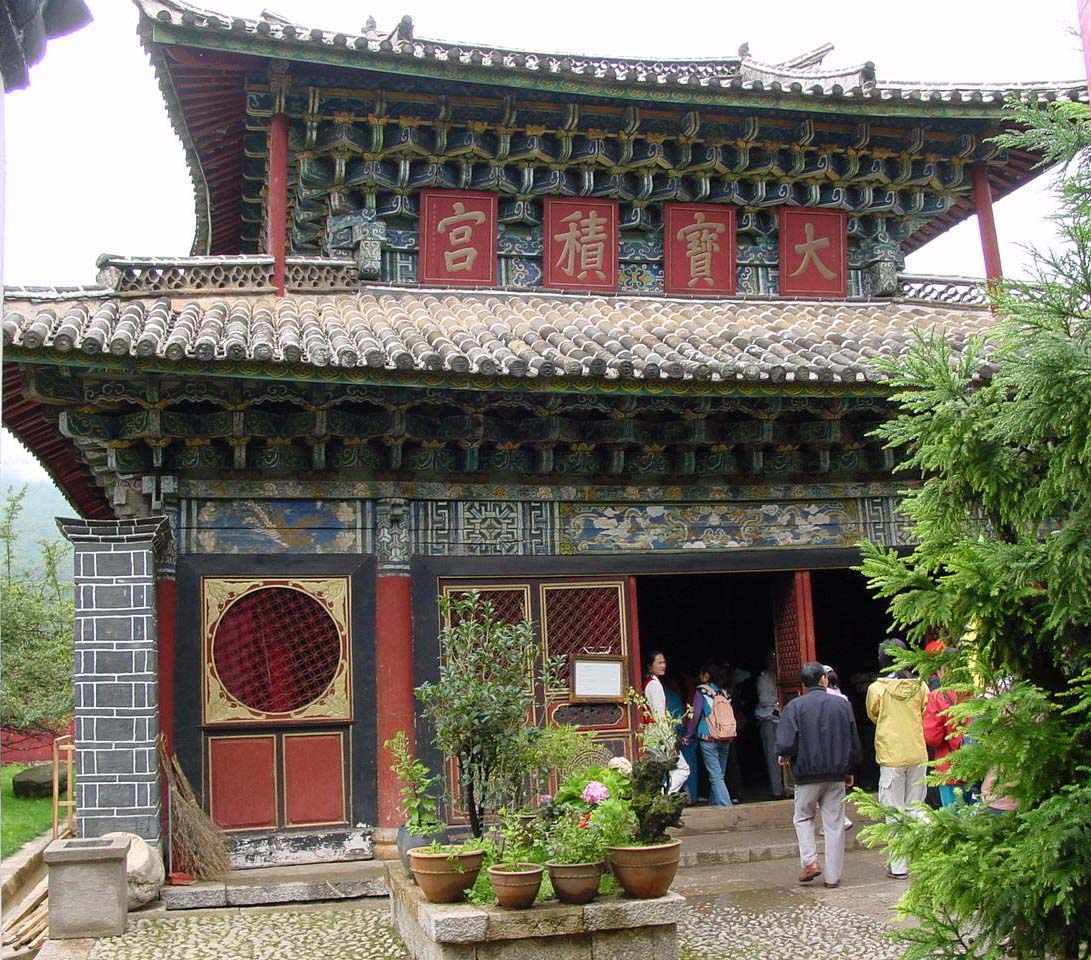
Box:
[971,162,1003,284]
[375,499,415,828]
[266,111,289,295]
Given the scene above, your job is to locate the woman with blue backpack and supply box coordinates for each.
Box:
[682,660,738,807]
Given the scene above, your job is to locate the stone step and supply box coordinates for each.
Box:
[673,796,866,836]
[159,858,389,910]
[677,824,866,868]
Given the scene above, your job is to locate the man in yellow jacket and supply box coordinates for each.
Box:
[866,638,928,880]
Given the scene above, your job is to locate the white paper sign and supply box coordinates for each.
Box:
[572,658,624,700]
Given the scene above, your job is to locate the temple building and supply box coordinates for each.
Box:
[2,0,1084,865]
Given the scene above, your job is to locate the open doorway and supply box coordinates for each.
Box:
[636,572,780,802]
[812,569,893,791]
[636,567,890,802]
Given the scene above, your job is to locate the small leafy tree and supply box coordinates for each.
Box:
[854,99,1091,959]
[383,730,443,834]
[0,486,75,733]
[416,592,556,838]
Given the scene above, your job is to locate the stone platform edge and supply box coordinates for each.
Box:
[387,861,683,949]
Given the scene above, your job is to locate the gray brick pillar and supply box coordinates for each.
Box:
[58,516,171,842]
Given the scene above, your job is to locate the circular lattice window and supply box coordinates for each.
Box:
[212,586,342,715]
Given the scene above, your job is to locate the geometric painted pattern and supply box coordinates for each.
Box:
[413,500,557,556]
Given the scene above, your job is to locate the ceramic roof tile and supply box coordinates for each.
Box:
[137,0,1085,104]
[2,289,996,386]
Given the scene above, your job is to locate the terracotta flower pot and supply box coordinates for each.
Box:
[545,861,604,905]
[606,840,681,899]
[487,862,544,909]
[408,846,485,903]
[397,825,448,880]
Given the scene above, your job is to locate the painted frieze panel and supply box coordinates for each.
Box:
[543,198,619,291]
[664,203,736,295]
[413,500,557,556]
[778,207,848,297]
[181,499,369,555]
[418,190,497,287]
[558,500,862,553]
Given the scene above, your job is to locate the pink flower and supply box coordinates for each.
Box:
[581,781,610,805]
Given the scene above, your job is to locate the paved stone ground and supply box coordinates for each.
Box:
[70,849,905,960]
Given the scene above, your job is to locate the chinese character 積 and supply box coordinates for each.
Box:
[675,212,727,287]
[437,201,487,272]
[553,209,609,281]
[790,222,836,280]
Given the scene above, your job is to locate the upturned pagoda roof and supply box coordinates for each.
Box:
[133,0,1085,261]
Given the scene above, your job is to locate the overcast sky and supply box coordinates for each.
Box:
[1,0,1086,489]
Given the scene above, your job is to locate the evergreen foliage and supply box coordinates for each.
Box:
[0,486,74,733]
[855,100,1091,959]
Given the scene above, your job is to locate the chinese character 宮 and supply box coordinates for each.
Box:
[675,212,727,288]
[437,201,487,272]
[553,209,609,281]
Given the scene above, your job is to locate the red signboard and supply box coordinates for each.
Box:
[664,203,736,295]
[544,197,618,291]
[778,207,848,297]
[419,190,497,287]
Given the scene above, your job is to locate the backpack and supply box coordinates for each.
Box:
[698,684,737,741]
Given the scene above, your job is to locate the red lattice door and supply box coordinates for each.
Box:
[435,578,636,820]
[771,571,816,705]
[201,578,352,832]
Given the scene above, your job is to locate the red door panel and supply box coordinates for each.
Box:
[209,735,277,830]
[771,570,816,704]
[284,732,346,826]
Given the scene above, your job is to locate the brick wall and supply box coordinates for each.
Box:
[59,517,170,842]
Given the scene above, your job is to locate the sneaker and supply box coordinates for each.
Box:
[798,862,822,883]
[823,880,840,889]
[885,869,908,880]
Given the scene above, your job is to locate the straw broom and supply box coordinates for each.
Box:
[157,735,230,880]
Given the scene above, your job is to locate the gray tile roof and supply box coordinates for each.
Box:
[2,288,997,385]
[136,0,1086,104]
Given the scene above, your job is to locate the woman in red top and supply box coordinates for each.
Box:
[923,686,968,807]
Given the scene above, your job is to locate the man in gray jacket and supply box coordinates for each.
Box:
[776,662,861,888]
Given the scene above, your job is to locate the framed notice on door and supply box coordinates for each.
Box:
[569,655,626,702]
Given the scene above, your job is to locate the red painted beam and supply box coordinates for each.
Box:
[266,112,290,294]
[972,162,1004,283]
[375,574,415,828]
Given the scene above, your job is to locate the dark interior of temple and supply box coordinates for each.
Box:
[637,568,889,800]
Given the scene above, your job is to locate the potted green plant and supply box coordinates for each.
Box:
[383,731,446,874]
[543,809,607,905]
[605,693,684,899]
[416,592,559,838]
[486,861,545,909]
[407,841,487,903]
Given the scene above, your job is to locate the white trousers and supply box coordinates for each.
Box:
[667,752,690,795]
[792,781,846,883]
[878,764,927,876]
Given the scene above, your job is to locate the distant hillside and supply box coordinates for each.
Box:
[2,478,75,579]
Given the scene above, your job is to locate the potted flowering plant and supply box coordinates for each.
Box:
[604,691,685,898]
[544,778,636,904]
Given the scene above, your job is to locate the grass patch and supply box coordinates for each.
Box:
[2,765,55,858]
